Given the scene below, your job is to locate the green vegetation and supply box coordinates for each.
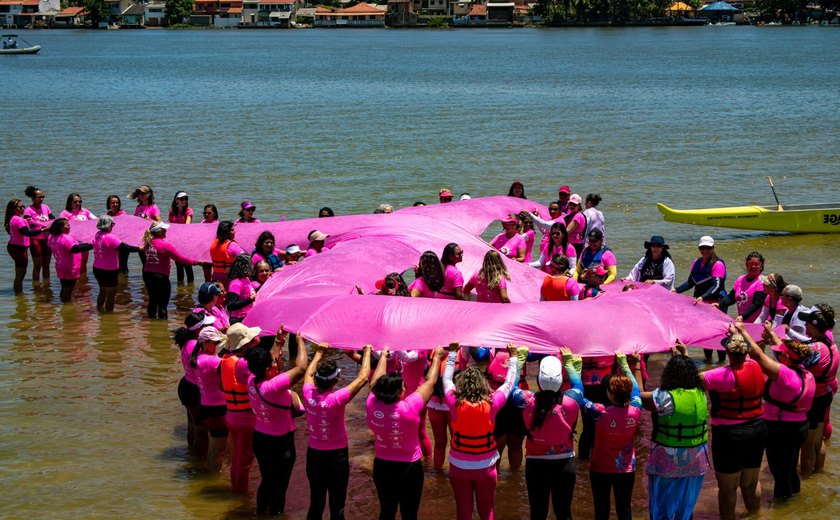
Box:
[165,0,195,25]
[427,17,450,27]
[83,0,110,27]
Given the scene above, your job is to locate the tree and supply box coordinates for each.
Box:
[166,0,195,24]
[84,0,111,27]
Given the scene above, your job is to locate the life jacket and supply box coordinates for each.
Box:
[582,356,614,386]
[689,257,727,300]
[708,361,764,420]
[450,400,497,455]
[809,340,838,385]
[583,285,601,299]
[638,256,665,283]
[541,275,570,301]
[763,365,807,415]
[652,388,708,448]
[221,354,251,412]
[579,246,612,270]
[210,239,235,274]
[525,397,575,450]
[253,248,284,271]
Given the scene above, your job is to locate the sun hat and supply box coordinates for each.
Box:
[226,322,262,351]
[285,244,302,255]
[149,222,170,233]
[308,230,329,242]
[96,215,114,231]
[644,235,669,249]
[460,194,471,201]
[721,333,749,355]
[569,194,582,205]
[240,201,255,210]
[698,236,715,248]
[558,185,571,194]
[439,189,453,198]
[770,341,809,363]
[538,356,563,392]
[501,215,519,224]
[198,326,227,347]
[128,185,151,199]
[798,306,829,331]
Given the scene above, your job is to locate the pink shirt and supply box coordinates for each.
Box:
[23,204,51,231]
[523,393,580,459]
[134,204,161,220]
[590,405,642,473]
[180,340,198,384]
[764,364,815,422]
[92,230,122,270]
[228,277,255,319]
[60,208,95,222]
[304,247,319,258]
[806,341,839,396]
[303,382,352,450]
[236,218,262,225]
[408,277,436,298]
[193,305,230,331]
[521,229,536,262]
[48,233,81,279]
[732,274,764,321]
[143,238,195,275]
[249,372,296,436]
[468,272,507,303]
[252,248,283,267]
[437,264,464,300]
[168,207,194,224]
[566,211,586,245]
[366,391,426,462]
[397,351,428,393]
[540,242,578,273]
[8,215,31,247]
[107,210,127,217]
[490,232,526,260]
[196,352,225,406]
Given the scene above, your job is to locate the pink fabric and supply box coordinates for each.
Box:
[48,233,81,280]
[437,264,464,300]
[8,215,30,247]
[228,277,255,319]
[60,208,95,222]
[249,372,296,436]
[196,352,225,406]
[763,364,815,422]
[180,340,198,384]
[226,409,256,493]
[490,232,525,260]
[732,274,764,321]
[522,229,535,262]
[448,464,497,520]
[409,277,436,298]
[93,230,122,270]
[143,238,195,275]
[24,204,51,231]
[522,393,579,458]
[168,207,194,224]
[567,211,586,245]
[590,405,641,473]
[302,383,352,450]
[134,204,161,220]
[468,272,507,303]
[366,391,425,462]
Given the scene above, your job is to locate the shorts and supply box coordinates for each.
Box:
[807,392,833,429]
[711,418,768,473]
[177,377,201,408]
[7,243,28,268]
[199,404,229,437]
[494,399,528,437]
[93,266,119,288]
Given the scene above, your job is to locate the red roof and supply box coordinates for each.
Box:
[468,3,486,15]
[259,0,295,3]
[22,0,39,5]
[59,6,86,14]
[227,6,243,12]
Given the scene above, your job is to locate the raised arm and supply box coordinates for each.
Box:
[617,352,642,409]
[346,345,372,398]
[443,342,460,395]
[369,348,390,388]
[415,347,446,404]
[736,322,781,381]
[303,343,324,387]
[286,334,309,386]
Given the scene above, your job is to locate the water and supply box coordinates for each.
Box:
[1,27,840,518]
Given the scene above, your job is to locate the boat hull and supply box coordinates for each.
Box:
[657,203,840,234]
[0,45,40,55]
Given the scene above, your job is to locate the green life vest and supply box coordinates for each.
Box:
[652,388,708,448]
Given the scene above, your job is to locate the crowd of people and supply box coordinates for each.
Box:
[4,181,838,519]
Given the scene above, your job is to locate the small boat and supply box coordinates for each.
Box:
[0,34,40,54]
[657,203,840,234]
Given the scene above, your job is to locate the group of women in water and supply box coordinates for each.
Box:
[4,181,838,520]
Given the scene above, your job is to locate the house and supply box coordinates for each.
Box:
[144,2,166,26]
[295,6,314,24]
[314,2,386,26]
[486,1,513,23]
[192,0,244,26]
[450,0,471,17]
[120,3,146,26]
[257,0,298,27]
[386,0,416,26]
[53,5,86,26]
[241,0,259,25]
[1,0,43,28]
[453,2,485,24]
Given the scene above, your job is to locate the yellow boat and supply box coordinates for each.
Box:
[657,203,840,234]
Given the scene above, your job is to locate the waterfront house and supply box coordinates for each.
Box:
[121,3,146,26]
[295,6,315,24]
[144,2,166,26]
[453,2,486,24]
[53,5,86,26]
[241,0,258,25]
[451,0,471,17]
[192,0,244,26]
[386,0,416,26]
[1,0,40,28]
[486,1,513,23]
[256,0,300,27]
[314,2,386,26]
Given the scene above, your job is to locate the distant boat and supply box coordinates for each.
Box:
[0,34,40,55]
[657,203,840,234]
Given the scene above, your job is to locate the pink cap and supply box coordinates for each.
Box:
[501,216,518,224]
[241,201,255,210]
[590,265,608,276]
[439,190,453,198]
[487,351,511,383]
[569,194,582,205]
[558,185,571,194]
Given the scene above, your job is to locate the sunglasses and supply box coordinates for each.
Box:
[650,244,664,248]
[73,200,82,204]
[549,207,561,212]
[177,196,188,201]
[244,208,255,212]
[550,232,562,236]
[746,261,763,267]
[699,246,713,251]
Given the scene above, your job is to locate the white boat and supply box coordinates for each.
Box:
[0,34,40,54]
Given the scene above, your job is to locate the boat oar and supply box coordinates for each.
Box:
[767,176,783,212]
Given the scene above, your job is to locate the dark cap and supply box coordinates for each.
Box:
[798,306,829,331]
[588,228,604,240]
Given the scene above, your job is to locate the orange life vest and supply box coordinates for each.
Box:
[210,239,235,274]
[709,360,764,420]
[221,354,251,412]
[450,400,497,455]
[541,275,571,302]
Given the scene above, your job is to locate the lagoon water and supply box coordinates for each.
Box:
[2,27,840,518]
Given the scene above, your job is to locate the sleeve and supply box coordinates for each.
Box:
[226,291,252,312]
[628,257,644,282]
[264,372,291,393]
[443,351,457,395]
[530,213,555,234]
[702,367,737,392]
[567,278,580,301]
[228,242,244,257]
[718,289,737,311]
[605,264,617,285]
[164,241,196,266]
[495,355,519,398]
[397,350,421,363]
[117,242,140,253]
[659,258,676,289]
[699,276,725,301]
[529,252,547,269]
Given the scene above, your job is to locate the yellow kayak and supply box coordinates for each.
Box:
[657,203,840,234]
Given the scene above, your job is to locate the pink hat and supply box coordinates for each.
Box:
[589,265,608,277]
[308,230,329,242]
[241,201,255,210]
[558,185,571,194]
[439,190,453,198]
[487,351,511,383]
[569,194,582,205]
[501,216,518,224]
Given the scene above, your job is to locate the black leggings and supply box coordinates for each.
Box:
[372,458,424,520]
[578,385,608,460]
[765,419,808,499]
[307,446,350,520]
[253,430,296,516]
[590,471,635,520]
[525,457,576,520]
[175,262,194,284]
[142,271,171,319]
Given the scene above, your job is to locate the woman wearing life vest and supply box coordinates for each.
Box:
[92,216,139,312]
[439,242,466,300]
[23,186,54,285]
[539,254,580,302]
[755,273,787,325]
[443,343,521,520]
[141,222,198,319]
[577,343,615,461]
[210,221,243,288]
[490,216,527,262]
[574,229,617,284]
[221,322,263,493]
[194,281,230,333]
[47,217,93,302]
[174,312,216,457]
[5,198,44,294]
[581,265,608,300]
[464,250,511,303]
[735,321,815,500]
[226,253,257,325]
[191,325,229,472]
[698,332,767,520]
[796,305,838,477]
[409,250,445,298]
[674,236,727,363]
[366,346,445,520]
[636,347,709,520]
[252,231,284,272]
[716,252,767,323]
[529,222,577,274]
[303,344,372,520]
[624,236,675,290]
[244,329,308,516]
[564,194,587,257]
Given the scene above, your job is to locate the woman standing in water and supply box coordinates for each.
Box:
[92,216,139,311]
[464,250,511,303]
[47,218,93,302]
[168,191,195,284]
[5,199,44,293]
[439,242,466,300]
[490,216,526,262]
[141,222,198,319]
[209,221,243,288]
[23,186,53,284]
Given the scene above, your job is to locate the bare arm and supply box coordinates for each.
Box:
[370,349,390,389]
[498,285,511,304]
[286,334,309,386]
[303,345,324,387]
[345,345,372,398]
[736,322,781,381]
[415,347,446,404]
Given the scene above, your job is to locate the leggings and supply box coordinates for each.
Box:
[226,410,256,493]
[306,446,350,520]
[525,457,576,520]
[578,385,608,460]
[175,262,194,284]
[590,471,635,520]
[253,430,296,516]
[418,407,432,459]
[428,408,450,470]
[7,243,28,267]
[765,419,808,499]
[372,457,424,520]
[142,271,171,319]
[449,463,498,520]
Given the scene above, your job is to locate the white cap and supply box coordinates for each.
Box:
[175,191,188,199]
[460,194,471,201]
[698,236,715,248]
[150,222,170,233]
[538,356,563,392]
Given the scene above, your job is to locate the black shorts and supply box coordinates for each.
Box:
[177,377,201,408]
[93,266,119,288]
[199,404,228,437]
[807,392,833,429]
[711,418,768,473]
[7,243,28,268]
[494,398,528,437]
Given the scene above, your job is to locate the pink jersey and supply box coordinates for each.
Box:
[92,230,122,270]
[732,274,764,321]
[249,372,296,436]
[522,229,535,262]
[408,277,436,298]
[107,210,127,217]
[566,212,586,245]
[143,238,195,275]
[764,364,815,422]
[397,351,428,393]
[523,393,580,459]
[195,352,225,406]
[8,215,31,247]
[180,340,198,384]
[23,204,51,231]
[590,405,642,473]
[227,277,255,319]
[60,208,95,222]
[235,218,262,225]
[252,248,283,266]
[468,272,507,303]
[437,264,464,300]
[540,242,577,274]
[48,233,81,279]
[134,204,161,220]
[303,383,352,450]
[366,391,425,462]
[193,305,231,331]
[806,341,839,396]
[168,207,193,224]
[490,232,526,260]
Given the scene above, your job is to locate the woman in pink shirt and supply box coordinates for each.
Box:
[129,185,162,222]
[191,325,229,471]
[515,211,536,262]
[303,344,372,520]
[47,218,93,302]
[306,229,328,257]
[194,281,230,333]
[716,252,767,323]
[490,216,526,262]
[168,191,195,284]
[464,250,511,303]
[105,194,126,217]
[92,216,138,312]
[175,312,217,457]
[226,254,256,325]
[59,193,96,275]
[409,250,445,298]
[530,222,578,273]
[236,201,261,224]
[141,222,198,319]
[245,330,308,516]
[439,242,466,300]
[367,347,445,520]
[6,198,44,293]
[23,185,53,284]
[564,194,587,257]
